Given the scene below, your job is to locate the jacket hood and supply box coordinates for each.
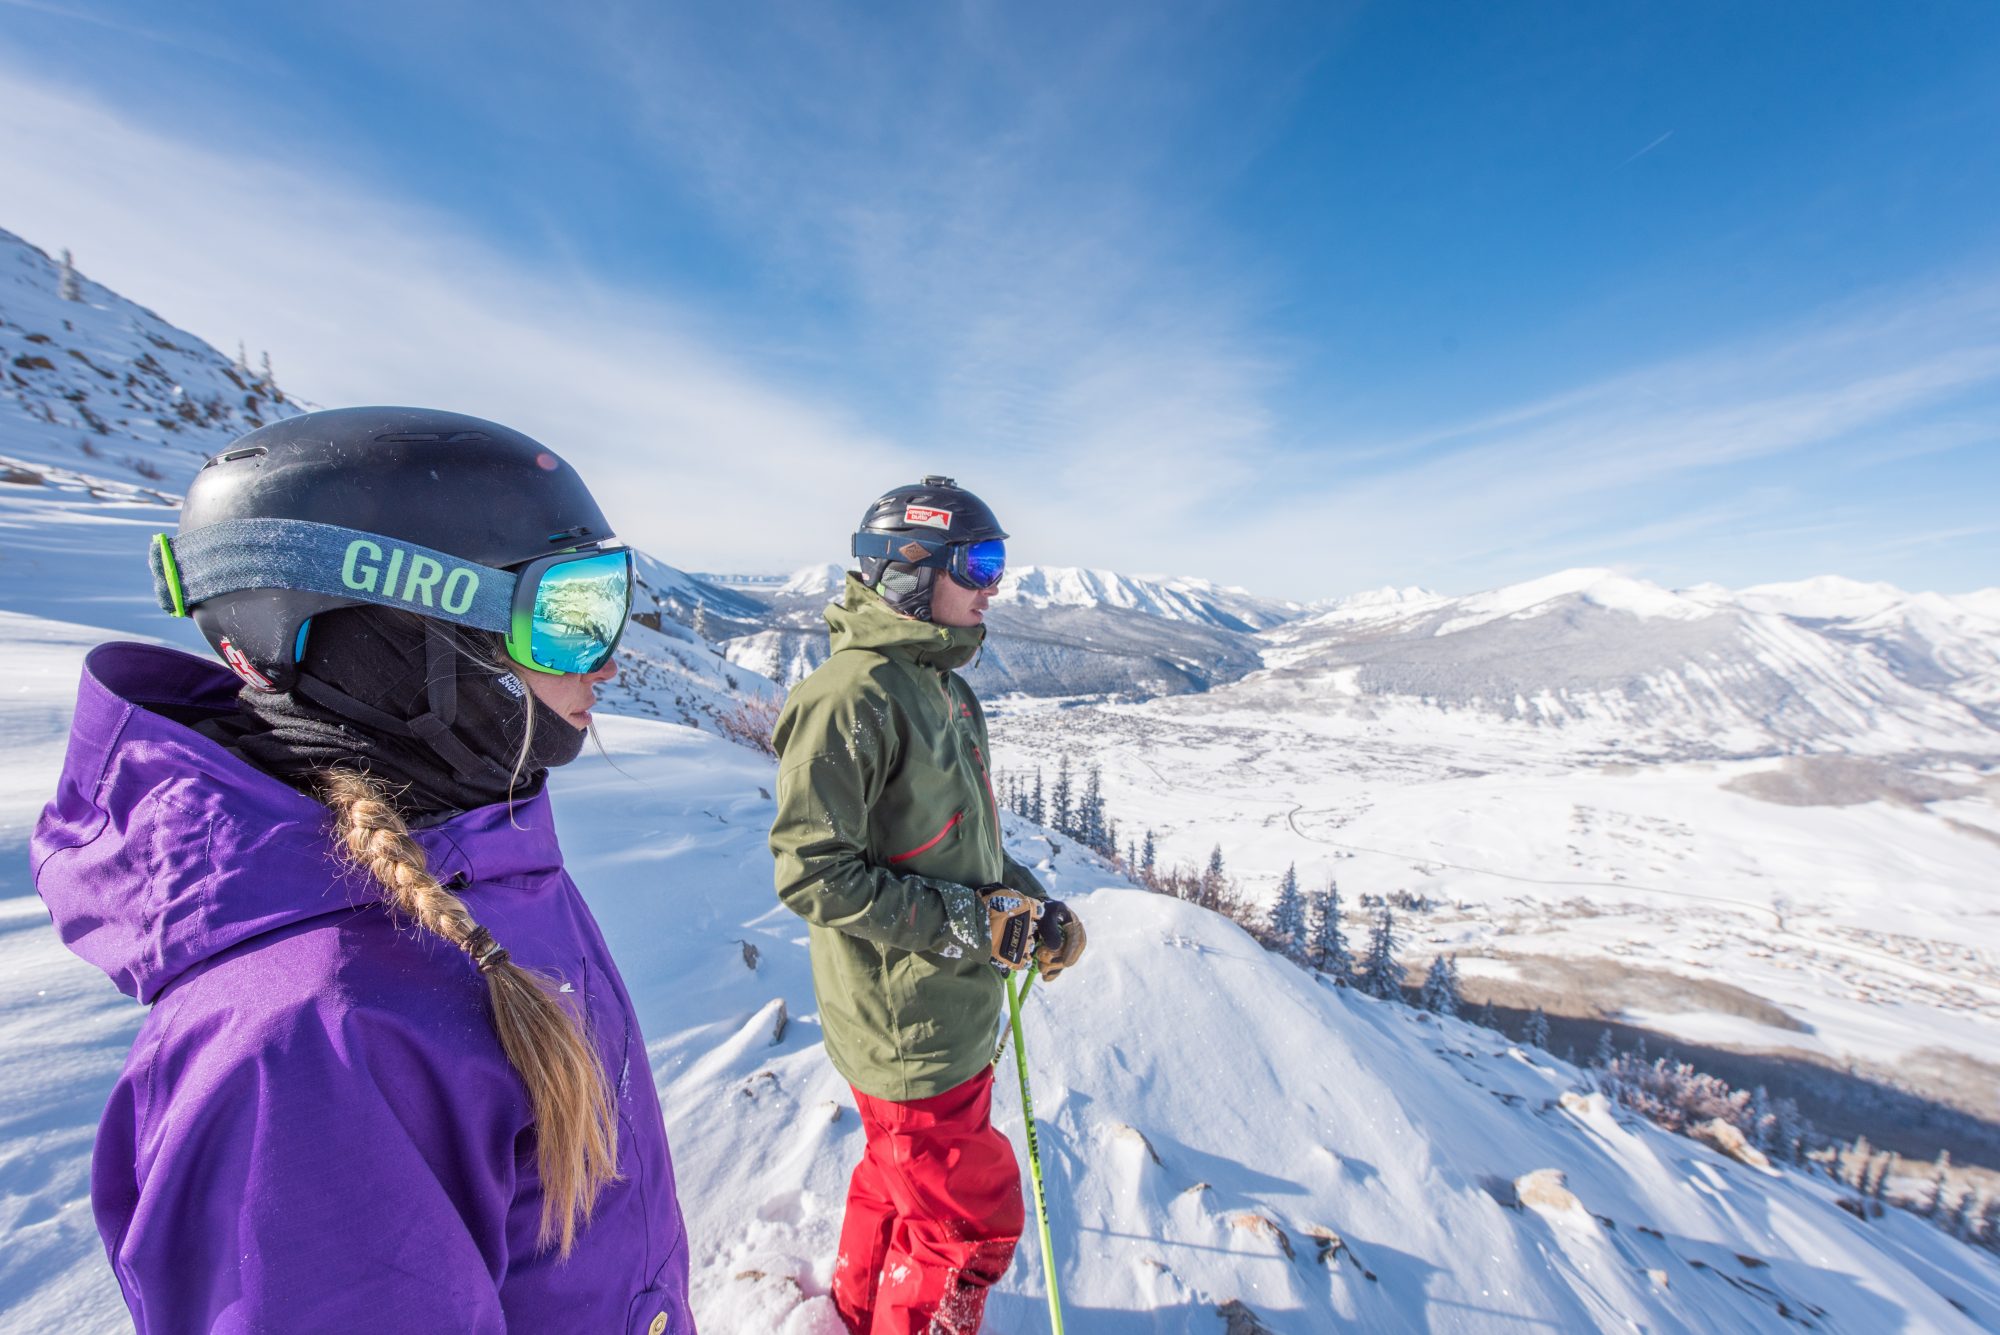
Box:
[32,642,565,1003]
[827,573,985,670]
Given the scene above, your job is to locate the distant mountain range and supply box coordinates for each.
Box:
[10,223,1994,763]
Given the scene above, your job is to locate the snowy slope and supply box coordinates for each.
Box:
[8,699,2000,1330]
[0,228,300,480]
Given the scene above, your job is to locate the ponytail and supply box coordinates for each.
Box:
[318,768,620,1258]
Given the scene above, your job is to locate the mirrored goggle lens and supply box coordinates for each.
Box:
[529,551,632,673]
[957,538,1006,588]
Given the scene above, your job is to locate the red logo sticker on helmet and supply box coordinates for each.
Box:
[217,637,276,690]
[904,505,953,530]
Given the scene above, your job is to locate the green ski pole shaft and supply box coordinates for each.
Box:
[1007,965,1064,1335]
[992,965,1037,1065]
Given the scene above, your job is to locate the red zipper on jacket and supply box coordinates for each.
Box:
[889,811,964,864]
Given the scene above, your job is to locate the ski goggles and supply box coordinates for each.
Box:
[852,532,1007,590]
[152,518,634,676]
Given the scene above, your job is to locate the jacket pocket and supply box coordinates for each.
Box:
[888,810,964,865]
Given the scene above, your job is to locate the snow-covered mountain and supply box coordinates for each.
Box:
[1259,567,2000,759]
[719,557,2000,761]
[998,565,1299,632]
[719,563,1282,696]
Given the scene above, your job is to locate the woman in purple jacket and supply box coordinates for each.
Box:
[32,408,693,1333]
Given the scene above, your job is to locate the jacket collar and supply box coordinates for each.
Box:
[824,573,985,672]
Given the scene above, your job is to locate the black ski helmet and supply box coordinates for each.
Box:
[851,476,1008,620]
[164,406,615,692]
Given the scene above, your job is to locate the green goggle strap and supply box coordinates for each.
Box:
[153,534,189,618]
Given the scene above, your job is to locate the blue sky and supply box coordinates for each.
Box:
[4,0,1998,599]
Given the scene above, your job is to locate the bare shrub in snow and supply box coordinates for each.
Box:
[714,694,781,756]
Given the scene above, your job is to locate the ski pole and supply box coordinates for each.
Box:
[1007,964,1065,1335]
[992,964,1037,1065]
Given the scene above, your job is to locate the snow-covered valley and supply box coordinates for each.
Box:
[5,227,2000,1331]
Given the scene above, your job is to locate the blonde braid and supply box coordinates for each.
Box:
[318,768,620,1259]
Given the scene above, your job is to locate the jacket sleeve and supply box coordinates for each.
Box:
[100,988,517,1334]
[770,679,987,955]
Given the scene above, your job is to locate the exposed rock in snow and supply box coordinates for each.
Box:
[1693,1118,1773,1171]
[1513,1167,1590,1219]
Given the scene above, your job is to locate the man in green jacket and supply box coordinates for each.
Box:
[770,477,1086,1334]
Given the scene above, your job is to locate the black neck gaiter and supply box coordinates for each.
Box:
[200,606,588,821]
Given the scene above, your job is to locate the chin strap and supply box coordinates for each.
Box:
[872,564,938,621]
[292,621,518,789]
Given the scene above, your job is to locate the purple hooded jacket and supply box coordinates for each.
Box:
[32,643,694,1334]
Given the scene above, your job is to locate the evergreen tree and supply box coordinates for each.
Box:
[1361,908,1403,1000]
[1474,998,1498,1031]
[1926,1152,1954,1217]
[59,248,81,302]
[1311,883,1357,985]
[1771,1096,1806,1165]
[1201,845,1226,910]
[1522,1006,1551,1050]
[1419,954,1461,1017]
[234,340,252,382]
[1747,1085,1774,1150]
[1842,1137,1873,1190]
[1105,817,1120,863]
[1593,1028,1617,1070]
[1268,864,1307,961]
[1865,1154,1892,1218]
[259,349,277,394]
[1948,1188,1979,1240]
[1125,839,1137,870]
[691,599,710,643]
[1051,755,1074,836]
[1029,769,1045,827]
[1140,828,1156,876]
[1079,766,1105,851]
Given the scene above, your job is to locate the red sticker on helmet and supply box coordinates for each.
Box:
[217,637,276,690]
[904,505,953,530]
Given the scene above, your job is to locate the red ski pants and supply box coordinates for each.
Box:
[833,1067,1024,1334]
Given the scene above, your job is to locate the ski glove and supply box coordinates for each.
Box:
[1034,900,1086,980]
[978,885,1042,971]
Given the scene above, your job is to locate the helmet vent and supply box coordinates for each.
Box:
[920,474,956,487]
[208,445,267,467]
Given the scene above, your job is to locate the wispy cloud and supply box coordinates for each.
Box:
[580,3,1302,559]
[4,16,1994,600]
[0,64,914,570]
[1250,276,2000,594]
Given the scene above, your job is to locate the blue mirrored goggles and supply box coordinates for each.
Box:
[853,533,1007,590]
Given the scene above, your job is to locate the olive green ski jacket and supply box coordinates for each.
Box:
[770,575,1048,1101]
